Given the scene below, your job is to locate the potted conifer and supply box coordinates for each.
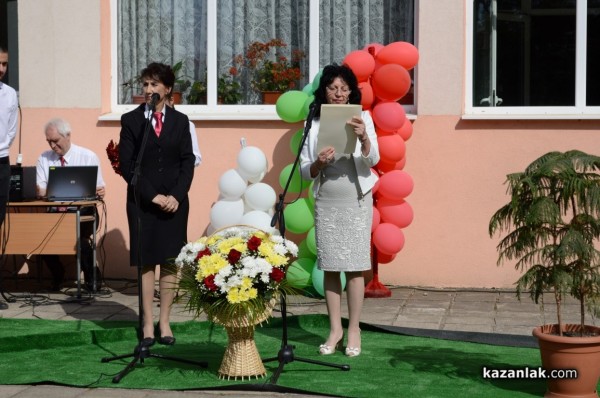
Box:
[489,150,600,398]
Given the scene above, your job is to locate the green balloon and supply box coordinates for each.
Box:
[312,265,346,297]
[311,69,323,93]
[297,239,316,260]
[306,227,316,255]
[283,198,314,234]
[289,128,304,156]
[302,82,314,95]
[286,257,315,288]
[276,90,309,123]
[302,95,315,118]
[307,180,315,206]
[279,163,310,193]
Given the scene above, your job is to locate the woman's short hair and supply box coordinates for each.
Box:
[313,64,361,117]
[140,62,175,88]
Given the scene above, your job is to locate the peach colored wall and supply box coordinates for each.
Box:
[14,0,600,288]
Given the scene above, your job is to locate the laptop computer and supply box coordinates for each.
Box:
[46,166,98,202]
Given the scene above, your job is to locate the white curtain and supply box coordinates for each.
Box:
[118,0,206,103]
[319,0,414,65]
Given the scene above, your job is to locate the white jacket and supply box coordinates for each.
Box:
[300,110,379,196]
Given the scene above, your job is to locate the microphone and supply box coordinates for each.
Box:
[305,101,318,129]
[149,93,160,110]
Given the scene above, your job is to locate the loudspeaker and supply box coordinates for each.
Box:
[9,166,36,202]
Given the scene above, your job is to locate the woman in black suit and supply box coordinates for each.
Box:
[119,62,195,346]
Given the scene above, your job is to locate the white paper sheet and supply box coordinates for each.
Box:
[317,104,362,154]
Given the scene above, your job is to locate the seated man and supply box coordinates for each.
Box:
[36,118,106,292]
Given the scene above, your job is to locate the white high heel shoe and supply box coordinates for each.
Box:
[345,329,361,357]
[345,346,361,357]
[318,334,344,355]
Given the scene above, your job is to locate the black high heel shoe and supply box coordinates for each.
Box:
[156,323,176,346]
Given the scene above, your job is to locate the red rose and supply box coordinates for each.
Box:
[270,267,285,283]
[227,249,242,264]
[247,236,262,251]
[196,248,211,261]
[204,274,218,291]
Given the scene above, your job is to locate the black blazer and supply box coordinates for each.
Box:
[119,104,195,266]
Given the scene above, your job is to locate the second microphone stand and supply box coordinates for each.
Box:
[262,103,350,384]
[101,98,207,382]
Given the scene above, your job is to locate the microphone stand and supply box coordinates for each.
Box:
[102,97,207,382]
[263,103,350,384]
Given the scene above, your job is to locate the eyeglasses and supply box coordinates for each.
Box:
[326,86,351,95]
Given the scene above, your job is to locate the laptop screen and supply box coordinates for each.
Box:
[46,166,98,202]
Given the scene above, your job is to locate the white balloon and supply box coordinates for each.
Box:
[206,223,217,236]
[240,210,274,233]
[218,169,247,199]
[237,146,268,179]
[246,170,267,184]
[244,183,277,212]
[209,199,244,229]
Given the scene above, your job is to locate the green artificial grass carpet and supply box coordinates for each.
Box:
[0,315,550,397]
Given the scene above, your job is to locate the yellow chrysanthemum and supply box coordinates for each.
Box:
[241,277,253,290]
[227,288,241,304]
[198,253,228,277]
[217,237,247,256]
[259,243,287,266]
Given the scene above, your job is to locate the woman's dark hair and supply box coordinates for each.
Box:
[312,64,361,118]
[140,62,175,89]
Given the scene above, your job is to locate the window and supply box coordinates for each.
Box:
[466,0,600,118]
[113,0,415,118]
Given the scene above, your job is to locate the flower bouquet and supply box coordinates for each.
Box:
[106,139,121,176]
[175,225,298,379]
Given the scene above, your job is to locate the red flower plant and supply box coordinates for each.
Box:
[227,249,242,265]
[204,274,218,291]
[234,38,305,93]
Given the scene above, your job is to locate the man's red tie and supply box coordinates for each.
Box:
[153,111,163,137]
[59,156,65,166]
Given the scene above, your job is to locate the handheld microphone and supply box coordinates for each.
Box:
[150,93,160,110]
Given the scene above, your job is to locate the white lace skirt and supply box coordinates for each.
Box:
[315,155,372,272]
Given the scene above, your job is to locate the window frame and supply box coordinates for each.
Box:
[106,0,417,121]
[464,0,600,120]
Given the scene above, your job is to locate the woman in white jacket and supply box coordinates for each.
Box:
[300,64,379,357]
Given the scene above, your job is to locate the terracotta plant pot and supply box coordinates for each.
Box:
[533,324,600,398]
[261,91,282,104]
[171,91,182,104]
[131,94,145,104]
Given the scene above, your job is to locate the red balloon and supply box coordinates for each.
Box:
[359,81,374,110]
[372,102,406,132]
[378,170,414,199]
[375,126,395,137]
[371,168,380,193]
[372,206,381,232]
[372,64,411,102]
[396,156,407,170]
[376,157,406,174]
[397,118,413,141]
[377,134,406,164]
[375,41,419,70]
[343,50,376,82]
[376,251,396,264]
[372,223,405,255]
[363,43,384,57]
[377,198,414,229]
